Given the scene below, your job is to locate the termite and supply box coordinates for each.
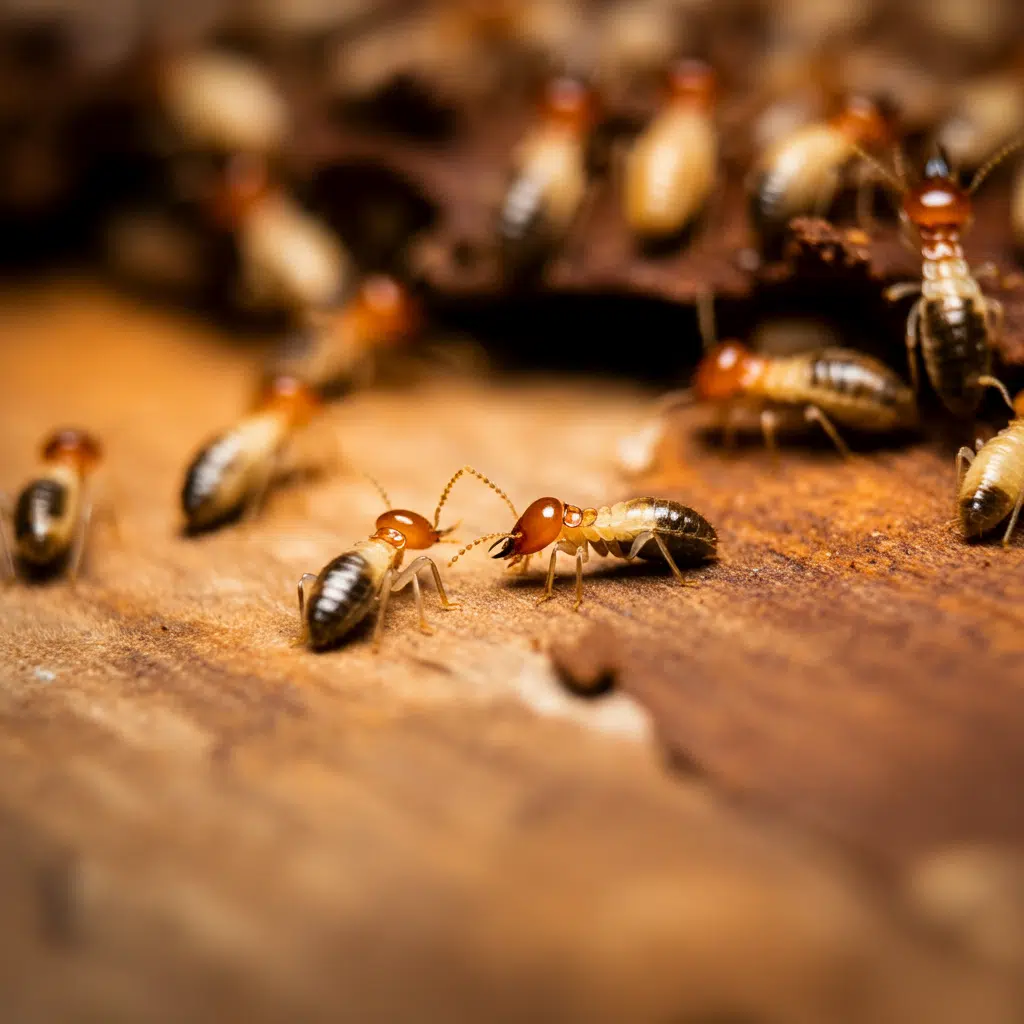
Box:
[2,429,103,582]
[444,467,717,610]
[276,276,421,393]
[937,71,1024,173]
[882,144,1020,420]
[297,476,462,651]
[1012,159,1024,254]
[748,94,894,258]
[499,74,597,280]
[209,154,351,316]
[181,374,321,533]
[623,59,717,245]
[956,392,1024,544]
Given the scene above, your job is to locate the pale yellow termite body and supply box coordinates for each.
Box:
[957,413,1024,543]
[624,60,717,242]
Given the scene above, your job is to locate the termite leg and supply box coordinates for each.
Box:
[903,299,922,394]
[0,493,14,583]
[1002,485,1024,546]
[759,408,779,461]
[67,493,94,585]
[955,446,976,490]
[536,547,559,605]
[885,282,921,303]
[572,542,589,611]
[976,375,1015,414]
[297,572,318,616]
[514,554,532,576]
[409,575,433,634]
[804,405,852,458]
[371,569,395,652]
[392,555,461,612]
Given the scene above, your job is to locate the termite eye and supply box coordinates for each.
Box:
[666,60,716,109]
[692,343,753,401]
[375,509,436,549]
[511,497,565,555]
[42,428,102,470]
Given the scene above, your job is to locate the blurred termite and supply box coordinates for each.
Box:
[748,94,895,258]
[210,155,351,316]
[956,392,1024,544]
[297,476,461,651]
[444,467,716,609]
[275,276,421,393]
[618,292,917,471]
[2,429,103,582]
[937,72,1024,173]
[181,374,323,533]
[499,74,597,280]
[879,145,1020,420]
[623,59,717,245]
[595,0,686,99]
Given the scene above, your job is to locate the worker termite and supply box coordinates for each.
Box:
[275,276,421,394]
[444,467,717,609]
[209,154,351,316]
[623,59,717,246]
[499,74,597,280]
[748,94,894,258]
[2,429,103,582]
[956,392,1024,544]
[881,145,1019,420]
[181,374,322,533]
[297,476,461,651]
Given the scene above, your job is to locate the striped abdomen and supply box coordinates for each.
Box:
[958,420,1024,538]
[304,540,392,651]
[757,348,917,431]
[920,294,991,418]
[575,498,717,563]
[14,469,77,566]
[749,125,851,257]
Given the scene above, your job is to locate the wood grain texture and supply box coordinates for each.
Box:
[1,282,1023,1022]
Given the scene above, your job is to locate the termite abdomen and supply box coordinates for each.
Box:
[14,479,68,566]
[305,552,377,650]
[959,485,1013,539]
[921,298,990,419]
[628,498,718,563]
[180,432,248,533]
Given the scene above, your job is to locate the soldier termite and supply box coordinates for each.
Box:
[956,392,1024,544]
[181,374,322,534]
[748,94,895,258]
[880,144,1020,421]
[297,476,462,651]
[623,59,717,246]
[499,74,597,281]
[2,429,103,582]
[443,467,717,610]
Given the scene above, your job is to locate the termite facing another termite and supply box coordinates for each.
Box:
[298,476,462,651]
[883,147,1018,421]
[956,392,1024,544]
[499,74,597,280]
[2,429,103,582]
[748,94,894,258]
[181,374,321,533]
[623,59,717,245]
[445,467,717,610]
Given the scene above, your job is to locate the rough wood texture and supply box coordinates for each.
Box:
[2,283,1024,1022]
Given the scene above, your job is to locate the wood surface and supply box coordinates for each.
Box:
[2,281,1024,1022]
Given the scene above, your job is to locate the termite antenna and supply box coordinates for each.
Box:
[696,285,717,352]
[850,143,905,197]
[969,134,1024,195]
[447,532,515,567]
[363,473,390,509]
[433,465,518,529]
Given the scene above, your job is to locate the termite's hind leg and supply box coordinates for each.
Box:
[1002,485,1024,547]
[955,447,976,490]
[391,554,462,616]
[626,531,695,587]
[759,408,779,461]
[536,547,559,605]
[297,573,318,616]
[804,405,852,458]
[371,569,395,652]
[67,493,94,585]
[572,542,589,611]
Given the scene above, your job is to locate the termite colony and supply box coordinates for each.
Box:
[6,0,1024,653]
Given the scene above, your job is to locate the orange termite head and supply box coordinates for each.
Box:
[902,152,972,231]
[829,94,895,149]
[373,509,441,550]
[666,59,717,112]
[256,374,321,427]
[490,496,565,559]
[540,76,597,133]
[353,276,421,347]
[209,153,272,228]
[41,428,102,473]
[692,342,760,401]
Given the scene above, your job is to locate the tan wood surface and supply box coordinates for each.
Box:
[1,281,1022,1022]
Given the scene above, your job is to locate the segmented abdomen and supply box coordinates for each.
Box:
[181,430,248,530]
[14,477,71,565]
[305,551,379,651]
[583,498,717,563]
[959,421,1024,538]
[920,295,990,418]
